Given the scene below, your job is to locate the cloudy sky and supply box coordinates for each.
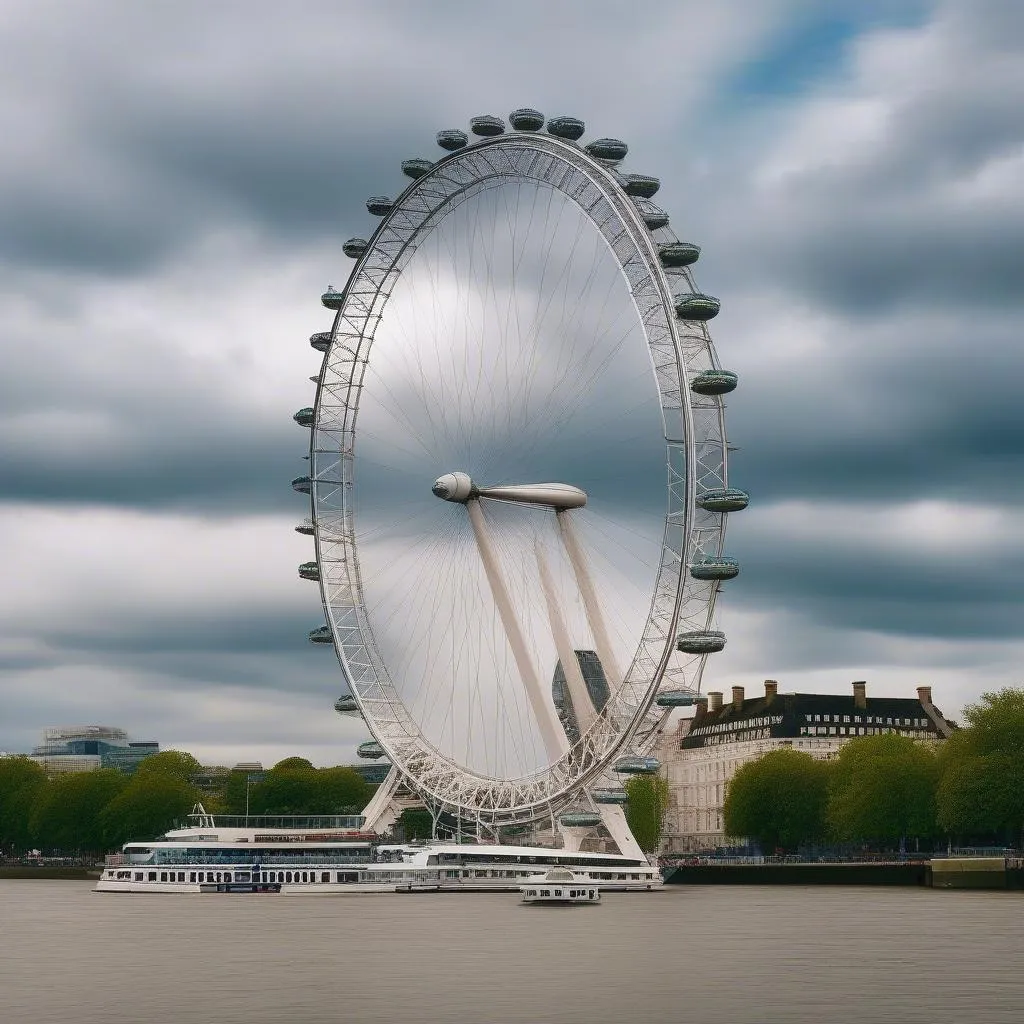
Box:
[1,0,1022,767]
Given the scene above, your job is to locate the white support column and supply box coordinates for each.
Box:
[465,498,567,761]
[359,766,402,834]
[535,539,598,734]
[556,510,623,688]
[597,803,648,862]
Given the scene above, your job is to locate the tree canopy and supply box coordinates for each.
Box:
[723,748,830,851]
[0,757,47,853]
[625,774,670,853]
[29,769,128,853]
[100,772,201,847]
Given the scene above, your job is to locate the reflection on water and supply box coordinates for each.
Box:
[2,881,1022,1024]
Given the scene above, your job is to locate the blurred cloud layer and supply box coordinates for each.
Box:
[1,0,1022,763]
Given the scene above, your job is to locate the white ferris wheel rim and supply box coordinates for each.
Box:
[307,127,732,824]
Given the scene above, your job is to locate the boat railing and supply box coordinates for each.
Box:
[104,853,128,867]
[186,812,366,830]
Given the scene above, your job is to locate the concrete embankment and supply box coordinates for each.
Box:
[665,861,931,886]
[0,866,98,880]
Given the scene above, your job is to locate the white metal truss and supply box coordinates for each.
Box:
[309,132,732,826]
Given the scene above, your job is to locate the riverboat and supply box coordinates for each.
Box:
[521,867,600,904]
[94,806,661,894]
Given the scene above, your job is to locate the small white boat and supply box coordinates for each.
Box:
[520,867,600,905]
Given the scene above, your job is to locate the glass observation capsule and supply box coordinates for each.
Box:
[632,198,669,230]
[436,129,468,151]
[295,521,315,536]
[621,173,660,198]
[559,812,602,828]
[690,369,738,395]
[614,756,661,775]
[321,287,345,310]
[676,630,727,655]
[655,690,700,707]
[291,476,312,495]
[366,196,393,217]
[585,137,628,162]
[357,740,385,759]
[697,487,749,512]
[546,116,585,140]
[298,561,320,581]
[674,292,721,320]
[293,407,314,428]
[659,242,701,268]
[308,625,332,644]
[342,238,367,259]
[690,556,740,581]
[509,108,545,131]
[402,158,433,179]
[334,694,360,715]
[470,114,505,136]
[310,332,331,353]
[592,788,629,804]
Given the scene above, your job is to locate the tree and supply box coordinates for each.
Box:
[133,749,202,783]
[723,749,830,851]
[101,772,201,848]
[827,734,937,846]
[317,767,370,813]
[625,774,670,853]
[30,769,127,853]
[249,758,319,815]
[0,757,47,854]
[396,807,433,841]
[936,688,1024,844]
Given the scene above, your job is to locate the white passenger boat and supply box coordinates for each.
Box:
[521,867,600,904]
[94,805,661,894]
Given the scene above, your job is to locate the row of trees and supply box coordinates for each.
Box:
[723,689,1024,851]
[0,751,373,856]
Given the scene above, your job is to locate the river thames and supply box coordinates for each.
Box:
[2,881,1021,1023]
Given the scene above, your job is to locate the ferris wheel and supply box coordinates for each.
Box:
[292,110,746,844]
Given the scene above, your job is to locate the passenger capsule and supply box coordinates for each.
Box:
[659,242,701,268]
[546,116,585,140]
[697,488,749,512]
[291,476,312,495]
[676,630,726,655]
[295,521,315,536]
[655,690,700,708]
[402,158,433,179]
[308,625,332,644]
[690,369,738,395]
[366,196,393,217]
[509,108,545,131]
[310,332,332,353]
[298,561,320,582]
[436,129,468,151]
[621,173,660,198]
[559,812,602,829]
[674,292,721,321]
[334,694,360,715]
[342,238,367,259]
[592,788,629,805]
[357,740,385,759]
[690,556,740,581]
[585,138,628,163]
[614,756,661,775]
[321,287,345,310]
[632,198,669,230]
[293,407,314,428]
[470,114,505,137]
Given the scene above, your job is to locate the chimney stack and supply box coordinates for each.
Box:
[708,691,723,712]
[731,685,745,710]
[764,680,778,703]
[853,680,867,709]
[917,685,932,706]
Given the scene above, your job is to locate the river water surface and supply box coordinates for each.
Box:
[2,881,1021,1024]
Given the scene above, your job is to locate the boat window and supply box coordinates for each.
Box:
[321,872,330,883]
[286,872,293,883]
[540,889,550,896]
[148,872,157,881]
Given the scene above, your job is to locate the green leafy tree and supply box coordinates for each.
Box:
[396,807,433,841]
[625,774,670,853]
[317,766,370,813]
[937,689,1024,843]
[101,772,201,848]
[0,757,48,854]
[827,734,937,845]
[30,769,127,853]
[249,758,318,815]
[723,749,830,851]
[219,769,252,815]
[133,749,203,783]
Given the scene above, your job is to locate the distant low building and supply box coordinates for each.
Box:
[30,726,160,775]
[658,680,956,852]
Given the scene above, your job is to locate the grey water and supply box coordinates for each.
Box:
[2,882,1022,1024]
